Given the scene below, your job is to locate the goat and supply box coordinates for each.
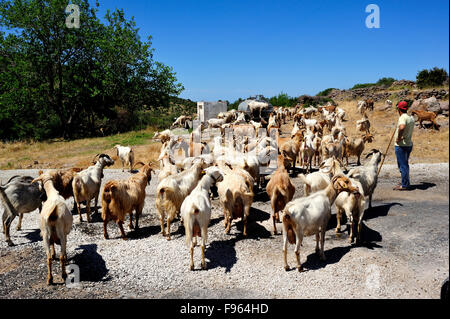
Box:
[0,175,45,246]
[335,177,366,244]
[346,149,382,208]
[298,157,345,196]
[153,129,173,144]
[217,165,254,236]
[101,162,153,240]
[281,175,360,271]
[72,154,114,222]
[411,110,440,130]
[356,113,371,134]
[280,131,304,174]
[342,133,374,166]
[266,155,295,235]
[114,145,135,172]
[180,166,223,270]
[156,160,207,240]
[32,174,73,285]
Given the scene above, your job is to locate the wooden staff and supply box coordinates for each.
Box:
[377,124,397,177]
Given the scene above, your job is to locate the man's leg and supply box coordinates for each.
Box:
[395,146,409,189]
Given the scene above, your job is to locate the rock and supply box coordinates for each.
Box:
[440,101,449,112]
[410,99,427,112]
[423,96,441,113]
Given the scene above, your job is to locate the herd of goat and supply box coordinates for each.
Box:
[1,99,388,285]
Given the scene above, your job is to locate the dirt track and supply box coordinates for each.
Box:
[0,163,448,299]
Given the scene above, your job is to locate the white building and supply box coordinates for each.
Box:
[197,101,228,124]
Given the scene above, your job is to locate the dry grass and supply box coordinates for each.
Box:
[1,98,448,170]
[280,100,449,165]
[0,127,163,170]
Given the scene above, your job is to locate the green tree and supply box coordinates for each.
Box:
[0,0,183,140]
[416,67,448,88]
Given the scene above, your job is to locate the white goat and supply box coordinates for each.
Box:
[72,154,114,222]
[334,176,366,244]
[114,145,134,172]
[281,175,360,271]
[180,166,223,270]
[32,174,73,285]
[346,149,382,208]
[156,160,207,240]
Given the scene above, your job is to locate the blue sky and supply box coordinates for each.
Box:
[92,0,449,102]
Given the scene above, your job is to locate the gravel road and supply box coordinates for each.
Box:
[0,163,448,299]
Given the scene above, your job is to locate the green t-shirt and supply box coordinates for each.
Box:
[395,113,414,147]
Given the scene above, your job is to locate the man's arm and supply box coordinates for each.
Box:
[396,124,406,143]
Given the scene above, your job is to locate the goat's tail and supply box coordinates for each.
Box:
[281,210,296,245]
[272,185,287,213]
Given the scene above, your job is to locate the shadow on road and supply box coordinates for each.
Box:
[70,244,110,282]
[364,202,403,220]
[205,238,237,273]
[409,182,436,191]
[128,224,161,240]
[302,246,352,271]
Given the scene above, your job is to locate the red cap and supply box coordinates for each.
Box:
[397,101,408,111]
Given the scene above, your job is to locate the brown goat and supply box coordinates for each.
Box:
[412,110,440,130]
[101,162,153,240]
[266,155,295,235]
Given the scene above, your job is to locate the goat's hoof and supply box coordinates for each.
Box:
[51,254,57,260]
[201,264,206,270]
[297,266,304,272]
[348,237,354,243]
[6,240,14,247]
[166,236,171,241]
[190,265,194,271]
[122,236,129,241]
[273,231,278,236]
[104,235,109,240]
[284,265,290,271]
[47,277,53,285]
[16,227,21,231]
[335,227,341,233]
[62,273,67,281]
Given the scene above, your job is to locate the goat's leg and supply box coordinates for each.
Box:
[243,205,251,236]
[118,221,128,240]
[189,241,195,271]
[315,233,320,254]
[295,232,303,272]
[103,216,109,239]
[336,209,342,233]
[94,192,99,215]
[75,199,83,223]
[201,230,207,270]
[224,211,231,234]
[272,209,278,235]
[129,212,134,230]
[349,217,355,243]
[282,231,290,271]
[4,214,15,246]
[58,231,67,281]
[135,205,143,230]
[319,228,326,261]
[85,200,92,223]
[166,213,174,241]
[51,243,56,260]
[368,194,373,209]
[43,236,53,285]
[356,220,363,245]
[159,212,166,237]
[16,213,24,231]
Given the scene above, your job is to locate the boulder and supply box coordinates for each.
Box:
[423,96,441,113]
[410,99,427,112]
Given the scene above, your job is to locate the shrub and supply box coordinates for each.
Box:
[416,67,449,88]
[316,88,335,96]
